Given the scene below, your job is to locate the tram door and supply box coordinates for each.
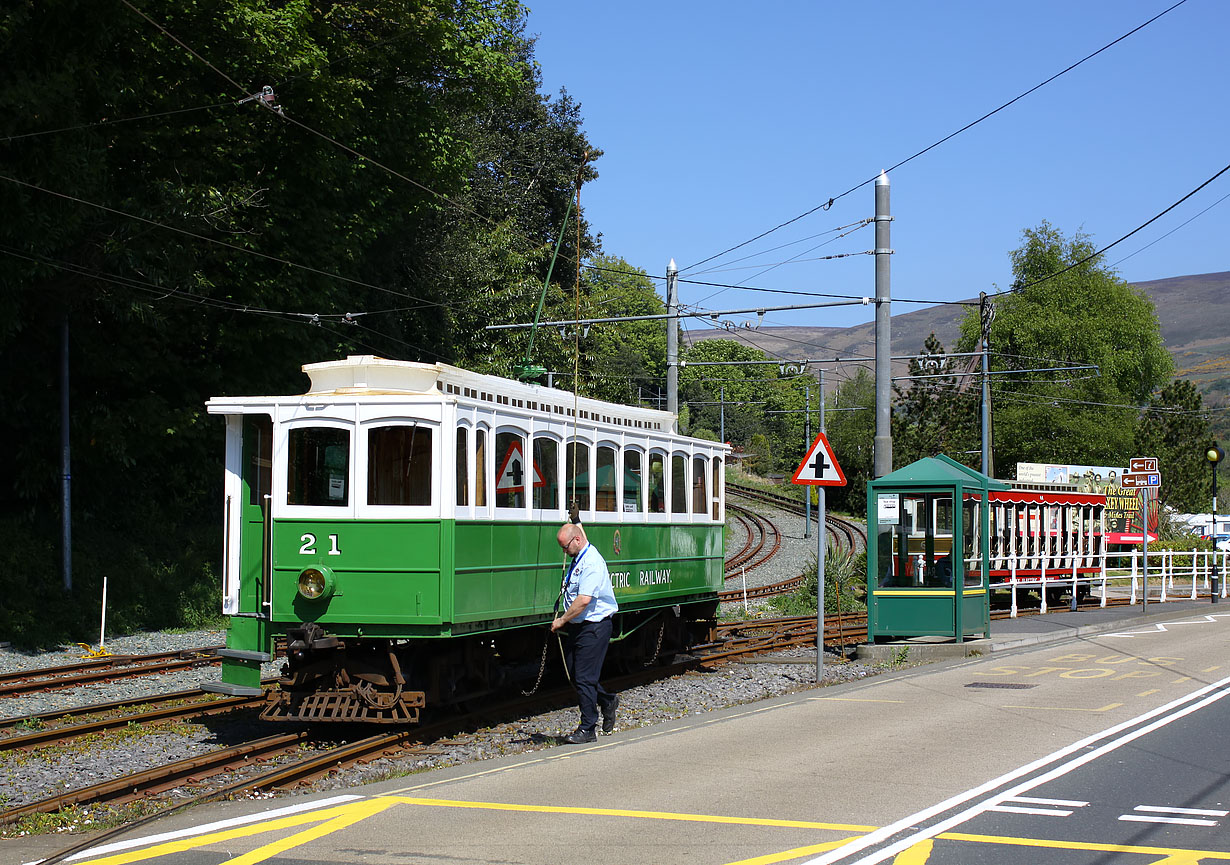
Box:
[240,415,273,619]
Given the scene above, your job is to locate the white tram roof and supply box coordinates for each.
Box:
[206,355,692,437]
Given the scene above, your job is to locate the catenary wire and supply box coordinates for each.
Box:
[678,0,1190,275]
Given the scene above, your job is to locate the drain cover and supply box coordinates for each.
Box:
[965,682,1038,690]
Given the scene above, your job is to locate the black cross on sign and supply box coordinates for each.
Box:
[810,451,830,477]
[507,462,524,486]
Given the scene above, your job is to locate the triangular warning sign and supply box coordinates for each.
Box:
[791,433,847,486]
[496,440,545,492]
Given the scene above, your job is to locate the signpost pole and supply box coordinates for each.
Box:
[816,383,827,684]
[1141,490,1149,609]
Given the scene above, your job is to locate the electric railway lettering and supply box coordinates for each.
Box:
[299,533,341,556]
[610,570,631,589]
[639,569,671,586]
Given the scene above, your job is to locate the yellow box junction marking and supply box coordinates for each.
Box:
[389,796,876,832]
[1002,702,1124,713]
[940,831,1230,861]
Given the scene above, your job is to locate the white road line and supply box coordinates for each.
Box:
[802,672,1230,865]
[988,805,1073,816]
[1119,815,1220,827]
[1134,805,1229,817]
[1007,796,1089,807]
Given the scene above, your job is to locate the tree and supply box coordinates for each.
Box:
[824,368,875,514]
[1134,380,1213,513]
[892,333,978,468]
[957,222,1173,474]
[0,0,600,642]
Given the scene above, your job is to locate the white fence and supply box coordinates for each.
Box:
[982,549,1229,618]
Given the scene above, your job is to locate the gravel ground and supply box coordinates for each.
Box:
[0,506,884,833]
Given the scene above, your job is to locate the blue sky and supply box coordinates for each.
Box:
[524,0,1229,332]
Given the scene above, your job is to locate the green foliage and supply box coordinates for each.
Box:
[767,546,867,616]
[893,333,978,469]
[956,222,1173,473]
[824,369,875,514]
[0,1,600,645]
[1133,380,1213,513]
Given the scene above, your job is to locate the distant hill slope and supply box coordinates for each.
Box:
[685,272,1230,407]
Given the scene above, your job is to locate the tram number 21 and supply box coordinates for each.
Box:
[299,533,341,556]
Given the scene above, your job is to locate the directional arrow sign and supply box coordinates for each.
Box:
[1122,471,1160,488]
[1129,456,1159,473]
[791,433,847,487]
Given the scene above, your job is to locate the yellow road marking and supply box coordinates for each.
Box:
[389,796,875,831]
[1002,702,1123,712]
[940,831,1230,859]
[220,798,399,865]
[1203,665,1222,673]
[75,800,387,865]
[892,839,934,863]
[811,697,906,704]
[722,836,861,865]
[1137,688,1161,696]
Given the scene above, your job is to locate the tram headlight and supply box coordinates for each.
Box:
[297,566,335,600]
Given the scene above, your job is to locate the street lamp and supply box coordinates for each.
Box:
[1208,443,1224,603]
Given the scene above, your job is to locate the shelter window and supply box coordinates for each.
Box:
[533,437,559,510]
[962,497,983,587]
[875,492,959,589]
[288,427,349,507]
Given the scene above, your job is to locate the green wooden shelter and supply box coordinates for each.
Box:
[866,455,1010,643]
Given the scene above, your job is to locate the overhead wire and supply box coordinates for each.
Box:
[0,101,233,143]
[678,0,1191,275]
[1108,188,1230,269]
[1013,158,1230,292]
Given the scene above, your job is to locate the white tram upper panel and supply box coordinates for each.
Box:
[207,356,729,524]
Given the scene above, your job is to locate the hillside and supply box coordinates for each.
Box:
[685,272,1230,413]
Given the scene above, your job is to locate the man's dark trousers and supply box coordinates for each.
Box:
[565,616,615,734]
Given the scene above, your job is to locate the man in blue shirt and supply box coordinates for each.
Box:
[552,523,619,744]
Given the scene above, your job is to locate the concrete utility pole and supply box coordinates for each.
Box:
[980,292,994,478]
[666,259,679,431]
[873,171,893,478]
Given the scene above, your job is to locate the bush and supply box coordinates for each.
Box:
[768,546,867,616]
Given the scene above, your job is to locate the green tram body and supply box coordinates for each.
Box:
[203,356,727,722]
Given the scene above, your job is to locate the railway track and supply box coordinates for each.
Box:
[728,481,867,553]
[0,647,224,698]
[724,503,782,572]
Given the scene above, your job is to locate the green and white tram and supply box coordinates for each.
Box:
[202,356,727,723]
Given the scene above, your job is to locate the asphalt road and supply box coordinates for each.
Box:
[13,607,1230,865]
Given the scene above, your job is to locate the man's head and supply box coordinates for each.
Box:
[557,523,585,555]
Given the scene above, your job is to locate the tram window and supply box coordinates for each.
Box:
[648,452,666,513]
[711,457,722,520]
[243,415,272,506]
[368,425,432,506]
[624,450,643,512]
[495,431,526,509]
[671,454,687,514]
[287,427,349,507]
[533,438,559,510]
[475,428,487,507]
[566,441,591,512]
[692,456,708,514]
[596,445,617,512]
[456,428,469,506]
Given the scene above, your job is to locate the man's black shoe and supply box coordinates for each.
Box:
[564,728,597,744]
[601,694,620,734]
